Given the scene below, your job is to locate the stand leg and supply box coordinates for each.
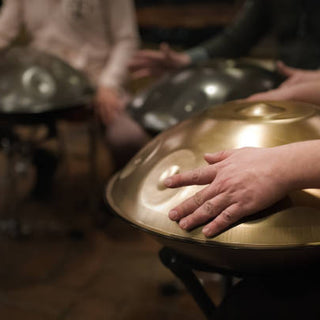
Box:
[159,247,217,320]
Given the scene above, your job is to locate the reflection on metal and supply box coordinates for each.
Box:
[128,60,283,134]
[22,66,56,98]
[108,100,320,274]
[0,47,93,116]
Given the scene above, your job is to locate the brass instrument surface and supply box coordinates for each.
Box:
[107,100,320,272]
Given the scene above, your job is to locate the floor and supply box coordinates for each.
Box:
[0,121,223,320]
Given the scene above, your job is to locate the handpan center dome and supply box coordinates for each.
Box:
[237,103,285,118]
[208,100,317,121]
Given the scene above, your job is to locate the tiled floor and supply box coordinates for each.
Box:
[0,122,222,320]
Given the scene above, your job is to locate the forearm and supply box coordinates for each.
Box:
[273,140,320,191]
[0,0,22,49]
[98,0,139,88]
[186,0,269,63]
[98,38,139,89]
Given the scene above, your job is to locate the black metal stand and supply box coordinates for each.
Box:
[159,247,320,320]
[159,247,217,320]
[0,108,97,239]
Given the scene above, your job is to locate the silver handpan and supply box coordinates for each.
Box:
[128,60,282,134]
[0,46,93,118]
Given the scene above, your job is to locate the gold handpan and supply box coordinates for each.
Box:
[107,100,320,274]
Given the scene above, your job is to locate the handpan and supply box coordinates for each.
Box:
[107,100,320,275]
[0,47,93,121]
[128,60,282,134]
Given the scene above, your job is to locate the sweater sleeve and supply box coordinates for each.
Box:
[98,0,139,89]
[0,0,23,49]
[186,0,270,63]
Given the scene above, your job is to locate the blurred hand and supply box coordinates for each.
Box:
[247,80,320,105]
[94,87,124,125]
[129,43,191,79]
[277,61,320,88]
[164,147,293,237]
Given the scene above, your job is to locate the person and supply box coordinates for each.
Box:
[0,0,140,125]
[130,0,320,79]
[164,139,320,238]
[0,0,148,197]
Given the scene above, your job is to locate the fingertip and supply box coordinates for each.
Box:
[164,177,173,187]
[179,219,188,230]
[204,150,230,164]
[204,153,214,161]
[168,209,178,221]
[202,225,213,237]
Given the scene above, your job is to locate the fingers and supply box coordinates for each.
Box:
[204,150,233,164]
[246,88,289,101]
[169,185,216,221]
[276,61,298,77]
[131,68,153,79]
[133,49,164,61]
[169,187,242,237]
[202,203,242,237]
[178,193,231,231]
[278,76,301,88]
[131,66,166,79]
[164,165,216,188]
[246,91,272,101]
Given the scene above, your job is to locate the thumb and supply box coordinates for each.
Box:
[204,150,233,164]
[277,61,298,77]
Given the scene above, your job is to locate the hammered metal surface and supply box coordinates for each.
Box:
[0,47,93,116]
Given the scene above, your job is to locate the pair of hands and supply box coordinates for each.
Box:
[94,87,124,125]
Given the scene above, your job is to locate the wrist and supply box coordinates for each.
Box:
[276,141,320,191]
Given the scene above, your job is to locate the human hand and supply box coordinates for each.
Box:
[247,80,320,105]
[164,147,293,237]
[129,43,191,79]
[94,87,124,125]
[277,61,320,88]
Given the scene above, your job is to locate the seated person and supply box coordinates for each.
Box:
[130,0,320,78]
[0,0,147,197]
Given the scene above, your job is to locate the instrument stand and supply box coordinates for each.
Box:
[159,247,221,320]
[159,247,320,320]
[0,113,98,239]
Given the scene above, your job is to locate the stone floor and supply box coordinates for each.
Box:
[0,121,223,320]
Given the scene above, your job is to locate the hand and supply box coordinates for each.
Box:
[94,87,124,125]
[277,61,320,88]
[164,147,293,237]
[129,43,191,79]
[247,80,320,105]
